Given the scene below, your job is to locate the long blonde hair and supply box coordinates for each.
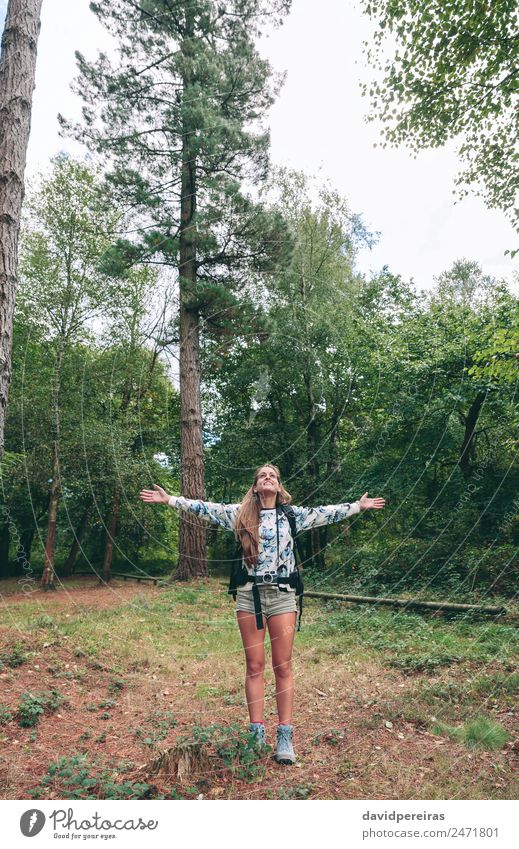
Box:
[234,464,292,567]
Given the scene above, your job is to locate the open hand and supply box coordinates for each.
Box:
[139,483,170,505]
[359,491,385,511]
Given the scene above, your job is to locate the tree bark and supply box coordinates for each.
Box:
[41,344,63,589]
[173,8,207,581]
[102,485,120,582]
[100,376,134,583]
[458,390,487,479]
[0,518,9,576]
[0,0,43,460]
[41,445,60,589]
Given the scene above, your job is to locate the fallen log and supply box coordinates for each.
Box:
[108,572,160,585]
[218,582,508,616]
[78,570,161,585]
[303,590,507,616]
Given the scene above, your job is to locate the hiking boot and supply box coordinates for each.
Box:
[248,722,266,751]
[275,723,296,764]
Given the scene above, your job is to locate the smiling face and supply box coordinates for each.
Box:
[254,465,281,498]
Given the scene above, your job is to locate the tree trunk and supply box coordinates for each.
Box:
[102,485,120,583]
[62,507,89,576]
[459,390,487,479]
[318,525,328,562]
[173,8,207,581]
[133,521,148,568]
[0,518,9,576]
[41,444,60,589]
[41,345,63,589]
[0,0,43,460]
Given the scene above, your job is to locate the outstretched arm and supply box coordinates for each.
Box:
[167,494,240,531]
[292,490,385,533]
[139,484,239,531]
[291,500,361,533]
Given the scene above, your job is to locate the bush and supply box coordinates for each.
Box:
[339,541,518,597]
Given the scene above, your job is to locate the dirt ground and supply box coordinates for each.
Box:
[0,578,517,800]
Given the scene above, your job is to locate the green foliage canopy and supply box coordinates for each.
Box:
[360,0,519,238]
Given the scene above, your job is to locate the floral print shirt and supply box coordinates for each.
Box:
[167,495,361,593]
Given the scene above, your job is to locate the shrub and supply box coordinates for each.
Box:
[0,705,13,725]
[17,690,66,727]
[28,754,168,800]
[1,643,28,668]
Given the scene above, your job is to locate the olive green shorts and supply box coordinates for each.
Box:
[235,584,297,619]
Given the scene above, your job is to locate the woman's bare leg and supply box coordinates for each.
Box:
[236,610,267,723]
[267,611,297,725]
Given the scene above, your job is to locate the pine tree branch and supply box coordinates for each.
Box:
[134,50,181,76]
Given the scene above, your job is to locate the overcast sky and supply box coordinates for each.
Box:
[2,0,517,292]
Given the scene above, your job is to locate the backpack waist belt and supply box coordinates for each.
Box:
[245,573,302,631]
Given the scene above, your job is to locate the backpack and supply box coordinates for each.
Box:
[228,503,306,631]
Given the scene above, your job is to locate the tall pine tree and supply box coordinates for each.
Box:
[60,0,293,579]
[0,0,43,461]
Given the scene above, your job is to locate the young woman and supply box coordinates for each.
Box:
[139,464,385,765]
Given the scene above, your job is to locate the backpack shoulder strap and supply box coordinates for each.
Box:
[228,535,248,598]
[278,503,305,569]
[279,503,297,537]
[278,503,305,631]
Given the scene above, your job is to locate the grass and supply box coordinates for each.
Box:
[305,605,518,669]
[45,588,235,664]
[5,582,517,672]
[134,710,178,748]
[418,672,519,709]
[0,576,517,799]
[432,715,512,750]
[472,671,519,697]
[196,684,228,700]
[267,783,314,799]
